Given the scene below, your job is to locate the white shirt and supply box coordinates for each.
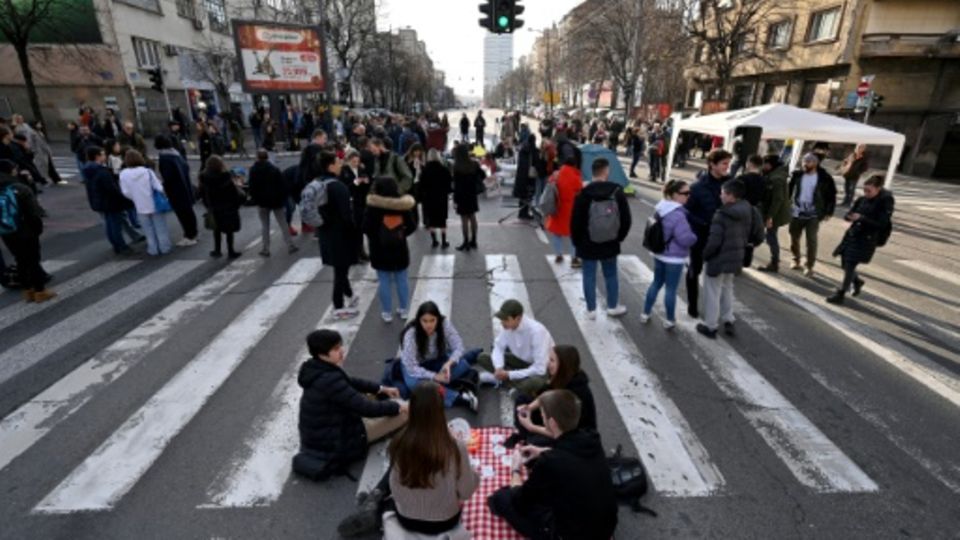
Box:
[119,166,165,214]
[491,316,554,381]
[794,171,818,217]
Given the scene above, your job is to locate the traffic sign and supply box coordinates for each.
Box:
[856,81,870,97]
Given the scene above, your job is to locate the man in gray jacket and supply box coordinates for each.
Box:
[697,180,764,339]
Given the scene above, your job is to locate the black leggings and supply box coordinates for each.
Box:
[213,230,235,254]
[460,214,477,243]
[333,263,353,309]
[841,257,860,292]
[686,240,706,312]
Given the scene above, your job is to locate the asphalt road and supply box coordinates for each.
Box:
[0,111,957,539]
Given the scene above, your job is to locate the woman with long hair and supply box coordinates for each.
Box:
[403,143,425,185]
[119,149,172,256]
[399,301,478,411]
[418,149,452,249]
[198,155,242,258]
[382,382,478,538]
[451,143,484,251]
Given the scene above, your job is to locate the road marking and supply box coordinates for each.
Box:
[355,255,456,499]
[894,259,960,288]
[34,259,324,513]
[0,261,137,333]
[486,255,536,426]
[201,266,378,508]
[547,256,724,496]
[745,268,960,409]
[41,259,78,275]
[0,260,259,472]
[535,228,548,245]
[622,257,877,493]
[0,260,203,387]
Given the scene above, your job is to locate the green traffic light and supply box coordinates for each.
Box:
[497,15,509,28]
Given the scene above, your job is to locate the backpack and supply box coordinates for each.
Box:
[642,213,667,254]
[0,185,20,235]
[538,180,559,217]
[299,178,333,228]
[378,213,406,250]
[587,189,621,244]
[608,444,657,516]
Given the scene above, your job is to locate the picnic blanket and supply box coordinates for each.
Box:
[461,426,525,540]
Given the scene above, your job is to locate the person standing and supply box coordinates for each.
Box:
[641,180,698,329]
[315,151,361,320]
[570,158,632,319]
[418,149,452,249]
[788,153,837,277]
[339,149,371,261]
[647,125,665,182]
[155,135,199,247]
[628,127,645,178]
[117,122,147,157]
[372,138,414,196]
[827,175,894,305]
[0,160,56,303]
[473,110,486,148]
[696,180,764,339]
[460,113,471,143]
[12,115,61,185]
[838,144,869,207]
[363,177,417,322]
[451,144,484,251]
[166,121,188,158]
[757,154,791,273]
[248,149,297,256]
[544,156,583,267]
[684,149,732,318]
[198,155,242,259]
[737,155,766,208]
[80,147,139,255]
[119,150,172,257]
[514,134,540,221]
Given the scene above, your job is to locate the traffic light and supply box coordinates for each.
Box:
[148,68,164,93]
[478,1,497,33]
[870,93,884,112]
[504,0,524,32]
[479,0,524,34]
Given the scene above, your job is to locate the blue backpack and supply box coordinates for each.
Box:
[0,186,20,235]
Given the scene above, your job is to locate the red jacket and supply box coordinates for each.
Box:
[545,165,583,237]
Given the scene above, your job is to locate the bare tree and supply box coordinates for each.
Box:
[188,34,237,117]
[322,0,378,107]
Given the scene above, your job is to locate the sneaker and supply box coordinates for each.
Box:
[22,289,35,303]
[790,261,803,270]
[460,390,479,413]
[333,308,359,320]
[756,262,779,273]
[381,312,393,323]
[723,321,735,336]
[287,244,300,254]
[228,251,242,260]
[209,250,223,258]
[478,371,498,386]
[696,323,717,339]
[348,295,360,308]
[607,305,628,317]
[803,267,815,278]
[826,292,845,305]
[852,278,865,297]
[175,238,191,247]
[288,226,299,237]
[31,289,57,303]
[663,320,676,331]
[55,180,69,185]
[554,255,564,264]
[571,257,582,269]
[585,310,596,321]
[639,313,651,324]
[397,308,408,320]
[258,250,270,258]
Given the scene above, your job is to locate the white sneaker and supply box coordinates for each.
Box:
[333,308,359,320]
[585,310,597,321]
[663,320,676,331]
[381,312,393,323]
[176,238,198,247]
[397,308,408,320]
[460,390,479,413]
[347,295,360,308]
[478,372,498,385]
[607,305,628,317]
[639,313,650,324]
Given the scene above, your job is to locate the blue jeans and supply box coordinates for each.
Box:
[581,257,619,312]
[125,208,141,229]
[139,213,172,256]
[643,259,684,322]
[401,355,474,408]
[376,269,410,314]
[548,232,573,257]
[102,212,130,252]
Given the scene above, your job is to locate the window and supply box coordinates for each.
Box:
[767,20,792,49]
[115,0,161,13]
[176,0,196,19]
[132,37,161,68]
[204,0,229,33]
[731,84,753,109]
[806,7,840,43]
[694,44,705,64]
[732,32,754,57]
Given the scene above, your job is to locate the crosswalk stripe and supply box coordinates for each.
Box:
[894,259,960,288]
[0,260,260,472]
[486,254,534,426]
[356,255,456,499]
[41,260,78,275]
[546,256,724,496]
[0,260,203,387]
[0,261,137,333]
[621,257,878,493]
[33,258,325,513]
[745,267,960,409]
[202,266,379,508]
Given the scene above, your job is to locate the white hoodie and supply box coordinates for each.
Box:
[119,166,165,214]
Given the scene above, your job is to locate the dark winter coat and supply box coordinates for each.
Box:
[199,171,242,233]
[118,130,147,156]
[0,173,43,237]
[738,172,766,208]
[789,167,837,221]
[564,370,597,432]
[570,181,632,261]
[317,175,358,268]
[452,163,484,216]
[374,152,414,196]
[703,199,764,277]
[684,170,727,241]
[298,142,325,191]
[363,194,418,272]
[340,165,370,226]
[459,117,470,134]
[248,160,288,209]
[761,165,792,228]
[514,140,540,200]
[282,164,301,201]
[81,162,130,213]
[512,429,618,540]
[157,150,195,209]
[74,133,103,163]
[297,358,401,464]
[834,190,895,265]
[417,161,452,228]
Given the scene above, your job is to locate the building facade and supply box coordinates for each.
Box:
[683,0,960,178]
[483,33,513,104]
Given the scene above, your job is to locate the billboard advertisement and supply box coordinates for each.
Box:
[232,21,326,93]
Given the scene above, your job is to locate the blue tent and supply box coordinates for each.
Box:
[579,144,629,187]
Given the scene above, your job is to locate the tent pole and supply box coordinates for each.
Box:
[885,143,901,191]
[789,139,804,173]
[666,112,681,180]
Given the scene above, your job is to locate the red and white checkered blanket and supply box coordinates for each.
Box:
[461,426,526,540]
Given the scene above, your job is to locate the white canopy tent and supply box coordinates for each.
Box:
[666,104,907,189]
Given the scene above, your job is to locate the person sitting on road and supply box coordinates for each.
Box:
[296,329,408,478]
[488,389,618,540]
[399,301,480,411]
[476,299,554,399]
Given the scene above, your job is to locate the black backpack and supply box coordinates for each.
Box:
[608,444,657,516]
[642,213,667,254]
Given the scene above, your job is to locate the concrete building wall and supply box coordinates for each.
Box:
[483,33,513,102]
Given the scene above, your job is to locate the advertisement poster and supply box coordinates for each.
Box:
[232,21,326,93]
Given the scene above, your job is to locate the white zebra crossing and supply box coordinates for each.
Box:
[0,260,203,386]
[34,258,324,513]
[486,254,534,426]
[202,265,379,508]
[0,260,260,472]
[621,256,878,493]
[41,259,78,275]
[547,256,725,496]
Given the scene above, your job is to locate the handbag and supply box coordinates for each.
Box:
[152,189,172,213]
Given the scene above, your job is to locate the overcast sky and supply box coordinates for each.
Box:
[380,0,584,98]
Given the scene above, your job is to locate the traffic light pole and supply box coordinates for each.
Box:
[864,90,873,125]
[160,81,173,122]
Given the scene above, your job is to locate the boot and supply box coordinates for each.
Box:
[32,289,57,303]
[468,234,477,249]
[456,242,471,252]
[430,232,439,248]
[852,278,865,297]
[826,291,845,305]
[440,232,449,249]
[757,261,779,273]
[22,289,35,303]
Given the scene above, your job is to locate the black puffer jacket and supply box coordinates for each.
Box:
[363,193,418,272]
[570,181,632,261]
[833,190,894,265]
[703,199,763,277]
[248,160,287,209]
[297,358,400,463]
[565,371,597,432]
[199,171,242,233]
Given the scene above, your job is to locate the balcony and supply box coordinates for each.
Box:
[860,32,960,58]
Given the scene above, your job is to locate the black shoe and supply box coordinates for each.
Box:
[209,250,223,258]
[852,278,865,297]
[696,323,717,339]
[228,251,242,259]
[687,305,699,319]
[338,489,385,538]
[629,171,637,178]
[468,239,478,249]
[756,262,779,273]
[826,291,845,305]
[456,242,471,251]
[441,240,450,249]
[724,321,735,336]
[432,238,440,248]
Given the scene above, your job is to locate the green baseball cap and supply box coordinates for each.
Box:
[494,299,524,320]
